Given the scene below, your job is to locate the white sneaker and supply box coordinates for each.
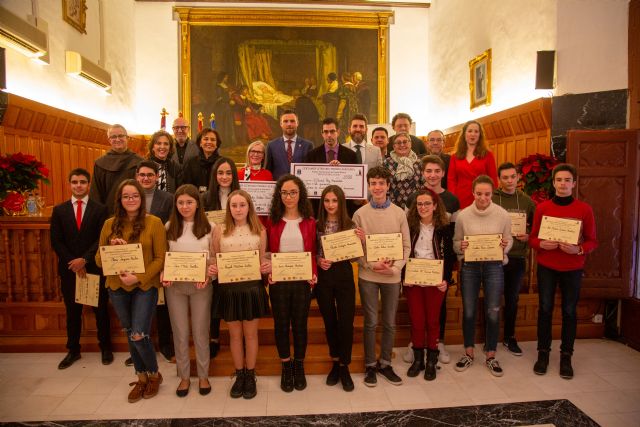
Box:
[403,342,414,363]
[438,342,450,364]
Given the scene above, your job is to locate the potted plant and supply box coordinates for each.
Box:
[517,153,558,205]
[0,152,50,215]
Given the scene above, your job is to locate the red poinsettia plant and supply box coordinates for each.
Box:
[517,153,559,204]
[0,152,50,209]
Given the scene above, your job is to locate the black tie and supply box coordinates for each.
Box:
[355,144,363,164]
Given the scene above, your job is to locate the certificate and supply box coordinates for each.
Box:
[205,210,226,225]
[239,181,276,216]
[365,233,404,262]
[75,273,100,307]
[509,212,527,236]
[99,244,146,276]
[217,250,262,284]
[291,163,367,199]
[538,216,582,245]
[464,234,503,262]
[405,259,443,286]
[163,251,208,282]
[271,252,312,282]
[321,229,364,262]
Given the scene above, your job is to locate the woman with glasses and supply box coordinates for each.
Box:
[382,132,423,209]
[266,174,317,393]
[238,140,273,182]
[146,130,181,194]
[181,128,222,193]
[96,179,168,403]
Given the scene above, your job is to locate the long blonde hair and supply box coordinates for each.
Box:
[223,190,263,236]
[454,120,489,159]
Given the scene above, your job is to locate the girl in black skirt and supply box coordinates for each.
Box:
[208,190,271,399]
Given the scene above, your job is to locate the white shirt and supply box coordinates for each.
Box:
[279,217,304,253]
[414,223,435,259]
[71,195,89,222]
[345,141,368,163]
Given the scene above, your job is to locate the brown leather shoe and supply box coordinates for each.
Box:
[128,372,148,403]
[143,372,163,399]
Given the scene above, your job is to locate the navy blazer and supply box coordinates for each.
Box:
[265,136,314,181]
[149,189,173,224]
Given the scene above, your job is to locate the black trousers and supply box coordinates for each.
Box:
[316,261,355,365]
[60,274,111,352]
[155,304,173,350]
[269,281,311,360]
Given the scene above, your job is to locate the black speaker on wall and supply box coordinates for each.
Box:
[536,50,556,89]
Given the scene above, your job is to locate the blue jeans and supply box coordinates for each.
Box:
[536,264,583,354]
[460,261,504,352]
[109,287,159,373]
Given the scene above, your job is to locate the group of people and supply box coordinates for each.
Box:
[50,108,597,405]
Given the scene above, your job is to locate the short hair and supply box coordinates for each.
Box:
[497,162,518,177]
[244,140,266,168]
[136,160,158,174]
[427,129,445,139]
[420,155,445,172]
[68,168,90,182]
[280,109,297,119]
[391,113,412,127]
[472,175,495,191]
[350,113,368,126]
[147,130,175,159]
[367,165,392,185]
[552,163,577,181]
[322,117,339,128]
[372,126,388,137]
[107,123,127,135]
[328,72,337,81]
[196,128,222,150]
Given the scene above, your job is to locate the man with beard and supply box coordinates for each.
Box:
[265,110,314,180]
[343,114,382,171]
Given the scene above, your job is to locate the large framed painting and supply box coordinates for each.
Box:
[175,7,392,161]
[469,48,491,110]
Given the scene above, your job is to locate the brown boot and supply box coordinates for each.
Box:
[143,372,163,399]
[128,372,148,403]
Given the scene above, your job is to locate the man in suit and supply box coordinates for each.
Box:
[425,130,451,189]
[50,168,112,369]
[371,126,391,158]
[171,116,199,166]
[389,113,427,157]
[265,110,314,181]
[343,114,382,171]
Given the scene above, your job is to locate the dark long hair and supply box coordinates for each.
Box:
[109,179,147,242]
[204,157,240,210]
[316,185,353,233]
[269,174,313,223]
[407,189,449,235]
[166,184,211,241]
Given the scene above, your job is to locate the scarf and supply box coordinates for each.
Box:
[390,150,418,181]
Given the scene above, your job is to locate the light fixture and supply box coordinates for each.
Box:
[0,6,47,58]
[65,51,112,92]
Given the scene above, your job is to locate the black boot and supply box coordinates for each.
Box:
[326,361,340,386]
[243,369,257,399]
[230,368,245,398]
[280,360,294,392]
[407,348,425,377]
[424,348,439,381]
[559,352,574,379]
[293,359,307,391]
[533,350,549,375]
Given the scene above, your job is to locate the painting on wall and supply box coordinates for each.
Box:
[469,48,491,110]
[62,0,87,34]
[175,8,392,161]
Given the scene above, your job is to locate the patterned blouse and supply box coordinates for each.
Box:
[382,156,424,209]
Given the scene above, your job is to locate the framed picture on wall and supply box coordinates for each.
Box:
[62,0,87,34]
[469,48,491,110]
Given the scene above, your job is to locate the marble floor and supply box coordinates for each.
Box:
[0,339,638,426]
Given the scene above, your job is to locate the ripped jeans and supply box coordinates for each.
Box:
[460,261,504,352]
[109,287,158,373]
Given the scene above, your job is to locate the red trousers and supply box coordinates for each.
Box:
[405,285,446,350]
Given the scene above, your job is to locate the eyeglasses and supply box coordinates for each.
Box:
[249,150,264,155]
[280,191,299,198]
[322,129,337,134]
[137,173,156,178]
[393,139,409,145]
[108,134,127,140]
[428,138,444,143]
[121,194,141,201]
[416,202,433,207]
[172,126,188,130]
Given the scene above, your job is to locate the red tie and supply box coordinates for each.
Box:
[286,140,293,164]
[76,200,83,230]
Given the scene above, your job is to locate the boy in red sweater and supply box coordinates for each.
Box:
[529,163,597,379]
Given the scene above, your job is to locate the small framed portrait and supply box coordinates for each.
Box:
[62,0,87,34]
[469,48,491,110]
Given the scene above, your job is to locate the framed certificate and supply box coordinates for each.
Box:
[291,163,367,199]
[321,229,364,262]
[464,234,503,262]
[75,273,100,307]
[365,233,404,262]
[99,244,146,276]
[271,252,312,282]
[239,181,276,216]
[405,259,443,286]
[509,212,527,236]
[217,250,262,284]
[163,251,208,282]
[206,210,226,225]
[538,216,581,245]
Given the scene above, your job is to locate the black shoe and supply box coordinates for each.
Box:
[209,341,220,359]
[101,350,114,365]
[176,381,190,398]
[58,352,81,370]
[559,352,574,379]
[230,369,245,398]
[377,364,403,385]
[533,350,549,375]
[503,337,523,356]
[280,360,294,392]
[363,366,377,387]
[199,380,212,396]
[339,365,354,392]
[424,348,439,381]
[293,359,307,391]
[326,361,340,386]
[243,369,257,399]
[160,345,175,363]
[407,348,425,377]
[124,357,133,367]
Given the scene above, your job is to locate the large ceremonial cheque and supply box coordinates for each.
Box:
[538,215,581,245]
[464,234,503,262]
[163,251,208,282]
[291,163,367,199]
[320,229,364,262]
[99,244,146,276]
[239,181,276,215]
[271,252,313,282]
[217,250,262,284]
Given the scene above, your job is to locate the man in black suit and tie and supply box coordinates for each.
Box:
[265,110,314,181]
[50,168,112,369]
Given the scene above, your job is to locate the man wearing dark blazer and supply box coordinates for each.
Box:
[50,168,112,369]
[265,110,314,180]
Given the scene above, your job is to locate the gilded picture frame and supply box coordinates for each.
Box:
[175,7,392,159]
[62,0,87,34]
[469,48,491,110]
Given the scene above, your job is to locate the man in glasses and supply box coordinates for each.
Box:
[90,124,142,213]
[388,113,427,158]
[425,130,451,189]
[171,116,199,165]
